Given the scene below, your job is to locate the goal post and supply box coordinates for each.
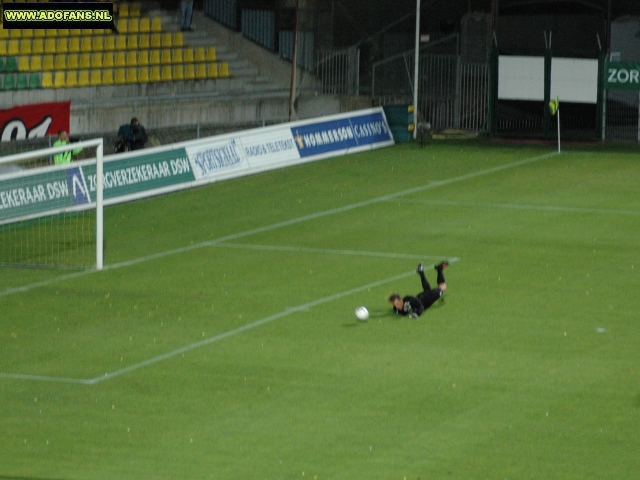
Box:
[0,138,104,270]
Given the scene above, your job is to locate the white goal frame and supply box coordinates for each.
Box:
[0,138,104,270]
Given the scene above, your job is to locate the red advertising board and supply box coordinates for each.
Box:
[0,101,71,142]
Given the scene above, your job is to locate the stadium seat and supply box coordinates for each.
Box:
[78,69,90,87]
[151,17,162,32]
[41,71,53,88]
[16,72,28,89]
[32,38,44,54]
[21,29,34,39]
[139,34,150,49]
[219,62,230,77]
[115,35,127,50]
[89,69,102,86]
[57,37,68,54]
[173,64,184,81]
[53,71,65,88]
[125,51,138,67]
[81,29,94,36]
[19,39,32,55]
[67,54,79,70]
[30,55,42,71]
[54,54,66,70]
[137,50,149,66]
[149,49,160,65]
[28,72,41,88]
[115,51,126,67]
[206,47,217,62]
[161,32,172,49]
[117,19,128,35]
[173,32,184,48]
[114,68,126,84]
[127,34,139,50]
[2,74,16,90]
[130,3,141,17]
[171,48,183,64]
[0,41,7,56]
[65,70,78,88]
[207,63,219,79]
[139,17,151,34]
[44,37,56,54]
[102,68,114,85]
[195,47,205,62]
[8,39,20,56]
[119,3,129,17]
[150,34,161,49]
[149,65,161,82]
[0,28,8,40]
[5,57,18,72]
[90,53,103,69]
[33,29,46,38]
[79,53,91,69]
[58,29,69,37]
[195,63,207,79]
[104,35,116,51]
[102,52,115,68]
[45,29,58,38]
[17,56,29,72]
[184,63,195,80]
[43,54,55,70]
[126,67,138,83]
[92,36,104,52]
[161,49,171,64]
[128,18,140,34]
[70,29,81,36]
[161,65,172,82]
[138,66,149,83]
[81,37,93,53]
[9,29,21,39]
[68,37,81,53]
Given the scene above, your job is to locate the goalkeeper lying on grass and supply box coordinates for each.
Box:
[388,261,448,318]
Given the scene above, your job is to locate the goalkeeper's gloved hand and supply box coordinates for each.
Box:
[410,313,419,319]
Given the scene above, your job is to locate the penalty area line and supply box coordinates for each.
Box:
[0,259,459,386]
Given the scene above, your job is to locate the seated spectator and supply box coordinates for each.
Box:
[116,117,148,152]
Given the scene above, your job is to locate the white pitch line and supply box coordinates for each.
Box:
[212,243,449,260]
[392,198,640,216]
[1,150,554,300]
[0,260,459,385]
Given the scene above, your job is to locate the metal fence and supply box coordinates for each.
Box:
[373,50,489,131]
[605,90,639,142]
[241,9,276,51]
[279,30,315,72]
[203,0,237,29]
[315,47,360,95]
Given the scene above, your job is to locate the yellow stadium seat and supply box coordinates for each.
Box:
[161,49,171,64]
[161,65,172,81]
[102,68,114,85]
[17,56,30,72]
[30,55,42,72]
[139,34,150,49]
[184,63,195,80]
[90,53,103,69]
[171,48,183,64]
[206,47,216,62]
[130,3,141,17]
[114,67,126,84]
[104,35,116,51]
[138,66,149,83]
[43,54,55,70]
[81,37,92,52]
[173,32,184,48]
[195,47,205,62]
[117,19,128,34]
[57,37,68,54]
[44,37,56,54]
[21,29,34,38]
[173,64,184,81]
[67,54,79,70]
[127,34,139,50]
[66,70,78,87]
[32,38,44,54]
[195,63,207,79]
[137,50,149,66]
[89,69,102,86]
[125,51,137,67]
[150,33,161,49]
[126,67,138,83]
[9,29,21,39]
[70,29,81,36]
[41,71,53,88]
[102,52,115,68]
[68,37,80,53]
[79,53,91,69]
[81,29,93,36]
[0,41,6,56]
[19,39,32,55]
[119,3,129,17]
[58,29,69,37]
[219,62,230,77]
[150,17,162,32]
[149,66,161,82]
[115,35,127,50]
[54,54,66,70]
[92,36,104,52]
[161,32,172,48]
[139,17,151,34]
[128,18,139,33]
[207,63,219,79]
[8,40,20,56]
[78,69,90,87]
[45,29,58,38]
[115,51,126,67]
[34,29,46,38]
[149,49,160,65]
[0,28,8,40]
[53,71,65,88]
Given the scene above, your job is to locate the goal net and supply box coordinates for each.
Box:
[0,138,104,270]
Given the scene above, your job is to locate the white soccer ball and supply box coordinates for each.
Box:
[355,306,369,321]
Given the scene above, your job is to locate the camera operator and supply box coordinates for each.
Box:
[116,117,148,153]
[53,130,83,165]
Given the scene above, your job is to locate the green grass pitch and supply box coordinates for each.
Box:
[1,141,639,479]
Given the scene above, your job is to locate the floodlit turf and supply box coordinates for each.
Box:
[1,140,639,479]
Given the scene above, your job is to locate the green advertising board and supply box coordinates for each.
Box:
[0,148,195,224]
[605,61,640,91]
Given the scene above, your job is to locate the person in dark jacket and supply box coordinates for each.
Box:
[116,117,148,152]
[389,261,449,318]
